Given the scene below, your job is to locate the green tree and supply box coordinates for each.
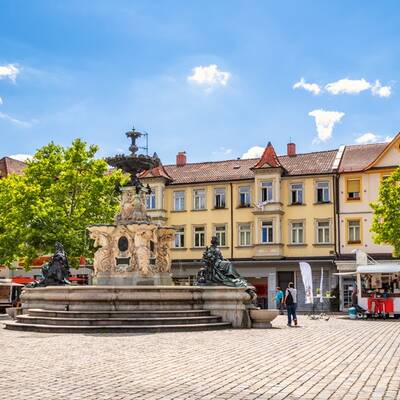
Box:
[0,139,127,268]
[371,167,400,256]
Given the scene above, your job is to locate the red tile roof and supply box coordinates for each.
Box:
[338,143,387,173]
[0,157,27,178]
[142,149,339,185]
[139,164,172,180]
[252,142,283,169]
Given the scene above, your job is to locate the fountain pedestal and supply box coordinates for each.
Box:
[88,185,175,286]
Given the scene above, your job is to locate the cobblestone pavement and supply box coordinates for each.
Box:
[1,315,400,400]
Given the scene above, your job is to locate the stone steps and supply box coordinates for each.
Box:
[3,308,232,333]
[16,314,223,326]
[28,309,211,319]
[3,321,231,333]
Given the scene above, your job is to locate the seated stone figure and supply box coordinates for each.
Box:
[27,242,71,287]
[196,237,257,301]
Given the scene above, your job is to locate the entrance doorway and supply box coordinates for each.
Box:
[278,271,294,292]
[248,277,268,309]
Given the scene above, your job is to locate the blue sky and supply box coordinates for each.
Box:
[1,1,400,164]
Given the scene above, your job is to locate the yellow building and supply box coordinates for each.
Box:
[140,143,339,310]
[336,133,400,309]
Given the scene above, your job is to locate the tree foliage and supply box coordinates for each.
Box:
[371,167,400,257]
[0,139,127,268]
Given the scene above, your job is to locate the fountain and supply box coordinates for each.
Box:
[3,127,256,333]
[88,127,175,286]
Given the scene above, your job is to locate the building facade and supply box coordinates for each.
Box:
[336,134,400,309]
[140,143,339,310]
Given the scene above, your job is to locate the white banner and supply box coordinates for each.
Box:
[320,267,324,303]
[299,262,314,304]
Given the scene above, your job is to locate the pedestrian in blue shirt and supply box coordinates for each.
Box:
[275,287,284,315]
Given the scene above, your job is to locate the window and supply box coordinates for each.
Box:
[214,188,226,208]
[316,182,330,203]
[239,186,251,207]
[317,221,330,244]
[174,227,185,248]
[239,224,251,246]
[146,190,156,209]
[173,191,185,211]
[193,189,206,210]
[261,221,273,243]
[347,179,361,200]
[290,183,303,204]
[194,226,205,247]
[261,181,273,202]
[215,225,226,246]
[291,222,304,244]
[348,220,361,243]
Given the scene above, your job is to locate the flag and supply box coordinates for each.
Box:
[299,262,314,304]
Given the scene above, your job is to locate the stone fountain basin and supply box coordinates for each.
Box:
[250,309,279,328]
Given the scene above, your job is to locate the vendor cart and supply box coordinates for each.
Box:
[356,264,400,318]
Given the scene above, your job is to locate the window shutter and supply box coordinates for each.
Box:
[347,179,360,193]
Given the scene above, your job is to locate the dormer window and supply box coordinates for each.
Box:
[261,181,273,203]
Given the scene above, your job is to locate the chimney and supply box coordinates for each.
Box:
[176,151,187,167]
[287,142,296,157]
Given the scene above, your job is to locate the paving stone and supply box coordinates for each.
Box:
[0,316,399,399]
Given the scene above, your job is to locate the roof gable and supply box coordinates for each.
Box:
[139,164,172,180]
[252,142,282,169]
[363,133,400,170]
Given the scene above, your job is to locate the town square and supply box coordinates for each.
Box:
[1,1,400,399]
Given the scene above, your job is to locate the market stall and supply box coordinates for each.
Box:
[357,264,400,318]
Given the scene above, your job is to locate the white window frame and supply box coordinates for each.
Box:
[173,191,185,211]
[174,227,185,248]
[193,226,206,248]
[316,220,330,244]
[238,223,252,246]
[214,225,227,246]
[316,181,330,203]
[261,220,273,244]
[261,181,273,203]
[290,221,304,244]
[193,189,206,210]
[348,220,361,243]
[146,189,156,209]
[239,186,251,207]
[214,188,226,209]
[290,183,303,205]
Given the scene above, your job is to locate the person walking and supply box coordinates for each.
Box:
[275,287,284,315]
[284,282,298,327]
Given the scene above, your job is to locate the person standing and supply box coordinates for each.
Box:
[284,282,298,327]
[275,287,284,315]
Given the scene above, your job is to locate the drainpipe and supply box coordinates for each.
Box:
[230,183,234,259]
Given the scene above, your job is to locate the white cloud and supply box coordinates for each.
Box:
[355,132,393,144]
[241,146,265,159]
[325,78,371,95]
[187,64,230,88]
[9,154,33,162]
[0,97,2,105]
[371,80,392,98]
[309,109,345,142]
[212,146,233,158]
[0,64,20,83]
[293,78,321,95]
[0,112,31,127]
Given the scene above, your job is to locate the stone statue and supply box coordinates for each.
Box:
[156,229,175,273]
[92,231,116,273]
[196,237,257,301]
[27,242,71,287]
[135,228,155,276]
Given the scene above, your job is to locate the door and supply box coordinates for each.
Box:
[278,271,295,292]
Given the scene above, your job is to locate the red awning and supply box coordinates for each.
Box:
[12,277,34,284]
[68,277,86,281]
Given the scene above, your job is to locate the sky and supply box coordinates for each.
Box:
[1,1,400,164]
